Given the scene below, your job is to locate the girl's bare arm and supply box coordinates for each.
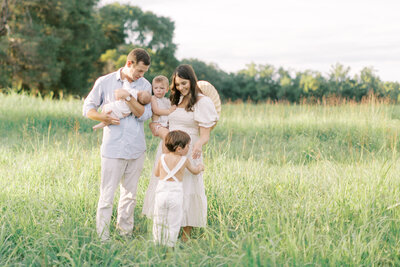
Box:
[185,158,204,175]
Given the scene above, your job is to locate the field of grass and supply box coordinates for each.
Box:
[1,92,400,265]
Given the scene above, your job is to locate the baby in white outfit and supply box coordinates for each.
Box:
[93,79,151,130]
[153,130,204,247]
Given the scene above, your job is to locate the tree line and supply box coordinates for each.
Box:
[1,0,399,103]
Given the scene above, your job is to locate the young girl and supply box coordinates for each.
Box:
[151,75,176,134]
[153,130,204,247]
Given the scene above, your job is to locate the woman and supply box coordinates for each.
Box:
[142,64,218,241]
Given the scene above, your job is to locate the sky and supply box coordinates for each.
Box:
[99,0,400,82]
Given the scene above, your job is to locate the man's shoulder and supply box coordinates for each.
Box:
[137,77,151,91]
[96,71,118,84]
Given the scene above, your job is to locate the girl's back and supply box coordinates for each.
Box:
[156,154,186,182]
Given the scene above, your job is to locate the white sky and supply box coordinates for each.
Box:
[99,0,400,82]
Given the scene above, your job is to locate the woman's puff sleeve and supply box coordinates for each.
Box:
[194,96,219,128]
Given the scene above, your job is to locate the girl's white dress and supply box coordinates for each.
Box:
[142,95,218,227]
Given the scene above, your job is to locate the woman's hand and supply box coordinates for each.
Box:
[191,126,211,159]
[192,141,203,159]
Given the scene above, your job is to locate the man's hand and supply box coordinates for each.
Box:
[87,109,120,126]
[102,110,120,126]
[114,89,130,100]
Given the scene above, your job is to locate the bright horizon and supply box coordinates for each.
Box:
[99,0,400,82]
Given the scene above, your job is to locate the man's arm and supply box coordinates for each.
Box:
[114,88,145,117]
[126,97,145,117]
[87,109,120,125]
[82,77,120,125]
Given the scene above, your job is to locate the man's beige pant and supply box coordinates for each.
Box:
[96,153,145,240]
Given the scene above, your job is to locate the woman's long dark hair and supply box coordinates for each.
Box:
[170,64,199,112]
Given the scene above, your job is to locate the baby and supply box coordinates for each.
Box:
[151,75,176,134]
[93,79,151,130]
[153,130,204,247]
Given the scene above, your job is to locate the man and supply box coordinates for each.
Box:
[82,48,152,241]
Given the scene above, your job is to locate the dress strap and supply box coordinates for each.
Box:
[160,154,187,182]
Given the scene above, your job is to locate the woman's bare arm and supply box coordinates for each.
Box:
[192,126,211,159]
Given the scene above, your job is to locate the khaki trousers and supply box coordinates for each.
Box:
[96,153,145,240]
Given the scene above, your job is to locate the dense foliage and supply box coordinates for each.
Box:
[0,0,399,102]
[0,0,178,96]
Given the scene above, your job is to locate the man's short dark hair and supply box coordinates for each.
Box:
[127,48,151,66]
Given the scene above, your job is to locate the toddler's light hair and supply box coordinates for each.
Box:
[152,75,169,87]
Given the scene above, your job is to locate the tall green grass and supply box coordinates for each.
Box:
[1,92,400,265]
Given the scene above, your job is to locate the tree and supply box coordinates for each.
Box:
[97,3,178,84]
[329,63,350,84]
[2,0,104,95]
[180,58,230,99]
[1,1,179,95]
[277,67,300,102]
[0,0,9,36]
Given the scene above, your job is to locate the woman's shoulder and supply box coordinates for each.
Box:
[195,93,213,106]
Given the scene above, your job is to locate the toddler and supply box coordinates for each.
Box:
[151,75,176,134]
[93,79,151,130]
[153,130,204,247]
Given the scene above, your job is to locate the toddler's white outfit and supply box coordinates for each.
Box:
[153,97,171,128]
[153,154,186,247]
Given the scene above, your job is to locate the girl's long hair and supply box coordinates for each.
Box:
[170,64,199,112]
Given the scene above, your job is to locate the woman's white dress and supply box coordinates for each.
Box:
[142,95,218,227]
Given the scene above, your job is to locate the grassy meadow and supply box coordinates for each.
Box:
[1,92,400,265]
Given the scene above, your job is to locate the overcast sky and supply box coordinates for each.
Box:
[99,0,400,82]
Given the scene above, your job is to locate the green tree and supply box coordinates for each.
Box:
[236,63,279,102]
[97,3,178,85]
[277,67,300,102]
[3,0,103,95]
[328,63,353,98]
[0,0,9,37]
[180,58,230,100]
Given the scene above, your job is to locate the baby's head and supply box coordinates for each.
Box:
[137,91,151,105]
[165,130,191,155]
[152,75,169,99]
